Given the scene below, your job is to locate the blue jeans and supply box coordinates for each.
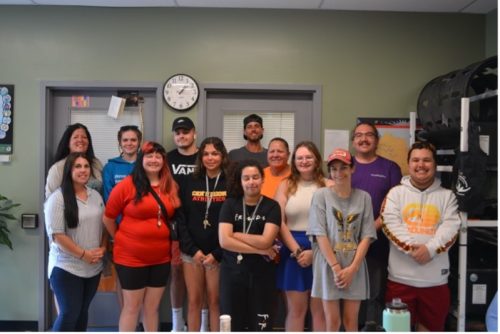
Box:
[49,267,101,331]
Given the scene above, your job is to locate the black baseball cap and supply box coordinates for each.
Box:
[243,114,263,128]
[172,117,195,131]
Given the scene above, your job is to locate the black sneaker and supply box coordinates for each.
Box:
[136,322,144,331]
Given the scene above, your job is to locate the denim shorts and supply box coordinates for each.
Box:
[181,252,219,271]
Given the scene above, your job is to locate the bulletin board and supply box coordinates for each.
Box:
[0,85,14,155]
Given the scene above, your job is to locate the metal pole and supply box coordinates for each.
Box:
[460,98,469,152]
[409,111,416,145]
[457,97,470,331]
[457,211,468,332]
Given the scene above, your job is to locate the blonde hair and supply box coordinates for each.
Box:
[286,141,326,196]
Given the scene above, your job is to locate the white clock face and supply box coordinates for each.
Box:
[163,74,199,111]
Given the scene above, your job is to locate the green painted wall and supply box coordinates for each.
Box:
[0,6,493,322]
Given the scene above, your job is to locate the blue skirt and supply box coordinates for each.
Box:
[276,231,312,292]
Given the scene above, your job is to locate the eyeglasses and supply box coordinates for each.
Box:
[353,132,376,139]
[295,155,315,162]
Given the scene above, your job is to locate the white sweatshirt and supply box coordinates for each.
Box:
[381,176,461,287]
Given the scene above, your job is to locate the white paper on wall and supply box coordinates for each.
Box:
[107,96,126,119]
[472,284,487,304]
[323,129,350,161]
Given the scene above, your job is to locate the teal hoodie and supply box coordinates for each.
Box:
[102,156,135,202]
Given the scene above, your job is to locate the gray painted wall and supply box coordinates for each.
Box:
[0,6,495,322]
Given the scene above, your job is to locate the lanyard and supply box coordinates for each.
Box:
[242,196,263,234]
[236,196,264,265]
[204,172,221,221]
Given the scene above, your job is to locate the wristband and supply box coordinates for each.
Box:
[291,246,303,258]
[330,262,340,268]
[79,249,85,259]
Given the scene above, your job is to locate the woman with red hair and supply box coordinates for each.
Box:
[103,141,180,331]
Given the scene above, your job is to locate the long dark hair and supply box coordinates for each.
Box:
[131,141,180,208]
[53,123,97,164]
[227,159,264,198]
[193,137,230,178]
[61,152,90,229]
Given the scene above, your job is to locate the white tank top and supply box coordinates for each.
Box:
[285,180,320,232]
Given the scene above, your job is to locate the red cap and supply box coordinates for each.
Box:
[327,148,352,165]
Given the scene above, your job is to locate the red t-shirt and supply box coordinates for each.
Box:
[105,175,175,267]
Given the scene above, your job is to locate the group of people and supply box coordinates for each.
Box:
[43,113,461,332]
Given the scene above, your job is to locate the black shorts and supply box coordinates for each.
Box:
[115,262,170,290]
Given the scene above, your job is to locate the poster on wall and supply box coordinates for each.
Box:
[0,85,14,155]
[357,117,421,176]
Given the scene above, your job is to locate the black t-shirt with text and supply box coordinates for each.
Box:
[218,196,281,271]
[178,173,227,261]
[167,149,197,189]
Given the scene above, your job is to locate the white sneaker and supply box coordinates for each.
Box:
[171,324,187,332]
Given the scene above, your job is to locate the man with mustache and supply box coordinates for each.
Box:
[351,122,402,328]
[228,114,269,168]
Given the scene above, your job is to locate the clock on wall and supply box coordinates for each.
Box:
[163,74,199,112]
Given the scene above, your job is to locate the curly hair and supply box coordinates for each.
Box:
[227,159,264,198]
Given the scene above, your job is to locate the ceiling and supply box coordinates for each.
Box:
[0,0,497,14]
